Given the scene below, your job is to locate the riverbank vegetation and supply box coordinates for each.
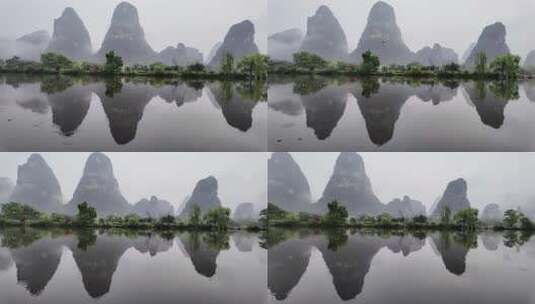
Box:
[0,51,269,80]
[264,201,535,232]
[269,50,529,80]
[0,202,263,231]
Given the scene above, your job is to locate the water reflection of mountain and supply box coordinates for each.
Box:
[2,76,262,145]
[269,78,525,146]
[267,230,482,302]
[0,229,242,299]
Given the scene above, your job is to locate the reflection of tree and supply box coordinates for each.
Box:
[503,230,534,248]
[40,75,74,94]
[104,77,123,98]
[325,229,348,251]
[178,231,229,278]
[293,77,328,95]
[77,229,97,251]
[360,77,380,98]
[431,231,476,276]
[465,80,516,129]
[1,228,44,249]
[489,80,520,101]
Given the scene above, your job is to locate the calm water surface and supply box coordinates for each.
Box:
[269,77,535,151]
[0,74,267,151]
[0,228,267,304]
[267,229,535,304]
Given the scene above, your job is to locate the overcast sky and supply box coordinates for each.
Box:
[0,153,267,211]
[268,0,535,59]
[0,0,267,55]
[289,152,535,210]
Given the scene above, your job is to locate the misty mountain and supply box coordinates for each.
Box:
[233,202,257,222]
[46,7,92,61]
[133,196,174,218]
[206,42,222,64]
[14,30,50,61]
[313,152,384,216]
[65,153,131,216]
[179,176,222,218]
[524,50,535,72]
[268,152,312,213]
[414,43,458,66]
[461,43,476,63]
[464,22,510,66]
[350,1,414,65]
[299,5,348,61]
[158,43,203,67]
[430,178,471,218]
[385,196,426,218]
[268,28,304,62]
[9,154,63,213]
[208,20,259,68]
[480,203,502,222]
[96,2,156,64]
[0,177,14,204]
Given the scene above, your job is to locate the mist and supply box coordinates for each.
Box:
[289,152,535,210]
[0,152,267,211]
[268,0,535,59]
[0,0,267,56]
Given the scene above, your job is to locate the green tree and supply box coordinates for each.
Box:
[104,51,124,74]
[149,62,166,74]
[360,50,380,75]
[475,52,487,75]
[221,53,235,75]
[293,51,328,72]
[237,54,269,79]
[1,202,41,224]
[453,208,479,230]
[440,206,452,226]
[76,202,97,226]
[159,214,176,225]
[189,205,202,226]
[490,54,521,80]
[520,215,534,230]
[412,214,428,224]
[186,63,206,73]
[322,200,349,226]
[41,52,73,72]
[504,209,520,228]
[203,207,231,231]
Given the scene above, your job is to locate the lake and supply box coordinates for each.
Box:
[0,74,267,151]
[267,229,535,304]
[0,228,267,304]
[269,77,535,151]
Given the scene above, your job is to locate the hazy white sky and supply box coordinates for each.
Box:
[268,0,535,59]
[0,0,267,55]
[290,152,535,210]
[0,153,267,211]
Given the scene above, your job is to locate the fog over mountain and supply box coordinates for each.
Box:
[268,0,535,59]
[0,153,267,212]
[0,0,267,57]
[288,153,535,213]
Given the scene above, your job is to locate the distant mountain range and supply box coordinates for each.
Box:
[268,1,525,67]
[1,1,260,67]
[0,153,258,218]
[268,152,533,219]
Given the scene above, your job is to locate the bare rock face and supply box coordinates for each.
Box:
[431,178,471,218]
[15,30,50,61]
[314,153,384,216]
[523,50,535,72]
[414,43,458,66]
[133,196,174,218]
[0,177,14,204]
[209,20,259,68]
[66,153,130,216]
[206,42,222,64]
[461,43,476,63]
[46,7,92,60]
[9,154,63,213]
[158,43,203,67]
[299,6,348,61]
[480,203,502,223]
[97,2,156,64]
[268,152,312,213]
[464,22,510,67]
[385,196,426,218]
[268,28,304,62]
[179,176,222,218]
[233,202,257,222]
[351,1,413,65]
